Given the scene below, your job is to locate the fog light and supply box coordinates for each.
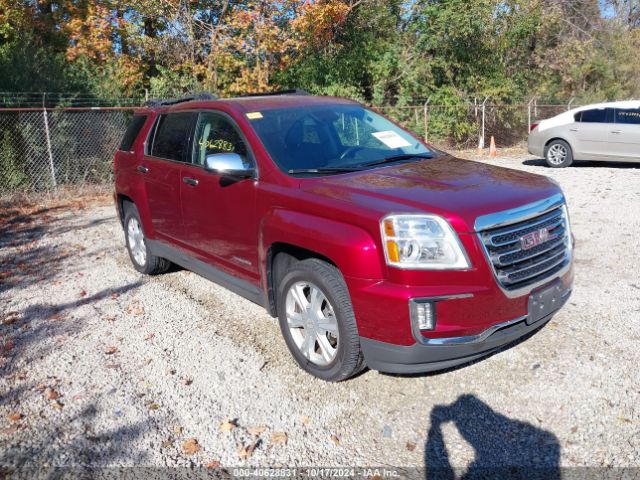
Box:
[409,299,435,330]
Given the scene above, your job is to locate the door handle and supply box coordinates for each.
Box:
[611,130,622,134]
[183,177,199,186]
[569,128,578,132]
[137,165,149,173]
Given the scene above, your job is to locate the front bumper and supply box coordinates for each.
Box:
[360,288,569,374]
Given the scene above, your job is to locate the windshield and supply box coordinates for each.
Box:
[247,104,435,174]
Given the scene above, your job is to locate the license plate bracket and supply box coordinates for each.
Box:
[527,280,565,325]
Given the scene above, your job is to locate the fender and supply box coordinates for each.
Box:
[259,208,384,282]
[115,164,156,239]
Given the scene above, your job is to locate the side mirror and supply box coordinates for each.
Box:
[205,153,254,178]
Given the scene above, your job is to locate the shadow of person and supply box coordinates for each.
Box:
[425,394,560,480]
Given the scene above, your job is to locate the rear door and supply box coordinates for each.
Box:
[609,107,640,161]
[178,110,260,285]
[141,111,197,242]
[570,107,613,160]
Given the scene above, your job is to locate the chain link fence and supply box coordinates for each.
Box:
[0,108,134,196]
[377,102,579,150]
[0,99,578,197]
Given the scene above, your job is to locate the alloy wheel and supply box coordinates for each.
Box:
[285,281,339,366]
[127,217,147,266]
[547,144,568,165]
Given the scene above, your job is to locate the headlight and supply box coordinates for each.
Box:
[561,204,573,250]
[380,214,471,269]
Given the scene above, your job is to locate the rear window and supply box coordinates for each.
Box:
[150,112,197,162]
[119,115,147,151]
[615,108,640,125]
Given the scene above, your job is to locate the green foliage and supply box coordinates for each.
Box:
[0,130,27,192]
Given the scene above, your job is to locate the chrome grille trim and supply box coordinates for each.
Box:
[475,194,572,298]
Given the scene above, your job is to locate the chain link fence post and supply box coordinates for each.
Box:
[423,97,431,142]
[42,93,57,188]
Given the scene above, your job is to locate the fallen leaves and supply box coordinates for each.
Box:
[144,332,155,341]
[182,438,201,455]
[8,412,23,422]
[330,434,340,445]
[206,459,221,469]
[148,402,161,410]
[237,440,259,460]
[247,426,267,436]
[406,441,417,451]
[47,312,66,321]
[219,419,238,433]
[270,431,288,445]
[300,415,310,425]
[105,346,119,355]
[1,311,19,325]
[44,388,59,401]
[1,340,15,353]
[127,304,144,316]
[181,377,193,386]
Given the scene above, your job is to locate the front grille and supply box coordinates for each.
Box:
[479,206,571,292]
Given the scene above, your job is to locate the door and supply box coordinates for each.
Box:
[609,107,640,161]
[141,111,197,242]
[569,107,613,160]
[178,111,259,284]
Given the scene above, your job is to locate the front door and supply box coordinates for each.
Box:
[178,110,259,285]
[142,111,197,242]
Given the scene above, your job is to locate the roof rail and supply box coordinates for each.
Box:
[144,92,217,107]
[238,89,311,98]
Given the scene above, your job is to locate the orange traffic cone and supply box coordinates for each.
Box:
[489,136,497,157]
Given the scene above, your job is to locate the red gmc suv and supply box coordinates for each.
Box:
[114,91,574,381]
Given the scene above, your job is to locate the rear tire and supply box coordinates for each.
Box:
[276,258,365,382]
[123,203,171,275]
[544,139,573,168]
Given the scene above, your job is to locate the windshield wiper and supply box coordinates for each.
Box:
[287,167,364,175]
[356,153,434,168]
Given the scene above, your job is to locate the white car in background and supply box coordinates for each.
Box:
[528,100,640,167]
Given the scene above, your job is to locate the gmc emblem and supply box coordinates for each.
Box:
[520,227,556,250]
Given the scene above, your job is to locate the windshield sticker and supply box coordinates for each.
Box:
[371,131,412,149]
[246,112,263,120]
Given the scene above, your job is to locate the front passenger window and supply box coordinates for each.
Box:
[193,113,249,166]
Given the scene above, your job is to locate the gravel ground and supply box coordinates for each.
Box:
[1,153,639,473]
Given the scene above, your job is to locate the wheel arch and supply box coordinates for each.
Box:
[116,193,134,226]
[266,243,338,317]
[544,137,573,152]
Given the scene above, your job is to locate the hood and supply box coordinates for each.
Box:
[301,155,561,233]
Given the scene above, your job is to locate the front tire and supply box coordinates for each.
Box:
[544,139,573,168]
[123,203,171,275]
[276,258,365,382]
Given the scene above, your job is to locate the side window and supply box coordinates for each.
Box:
[150,112,196,161]
[615,108,640,125]
[192,112,249,166]
[119,115,147,151]
[579,108,608,123]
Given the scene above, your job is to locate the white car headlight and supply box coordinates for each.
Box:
[380,214,471,270]
[561,204,573,250]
